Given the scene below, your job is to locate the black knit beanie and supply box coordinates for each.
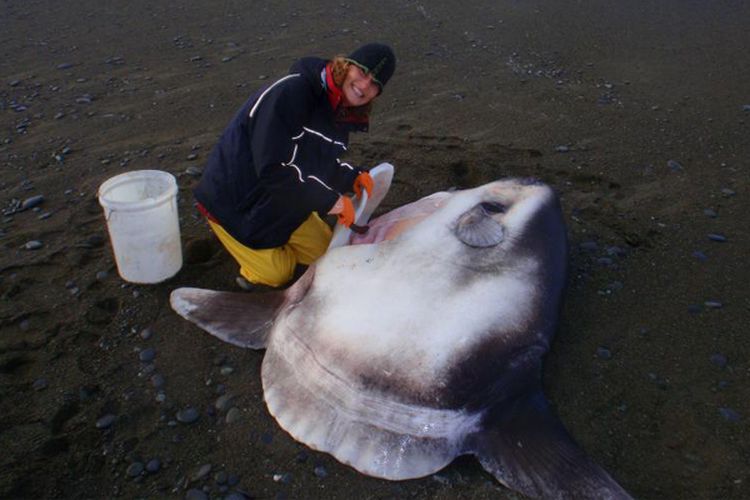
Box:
[346,43,396,92]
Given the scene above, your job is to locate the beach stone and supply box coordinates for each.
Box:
[224,493,248,500]
[667,159,683,171]
[710,353,727,369]
[596,347,612,360]
[139,347,156,362]
[720,188,736,197]
[719,408,741,422]
[185,489,209,500]
[146,458,161,473]
[140,327,153,340]
[24,240,43,250]
[215,394,235,412]
[57,62,74,70]
[187,153,198,160]
[225,407,242,424]
[192,464,212,481]
[220,365,234,375]
[176,407,199,424]
[314,465,328,478]
[227,474,240,486]
[151,373,165,388]
[704,301,723,309]
[707,233,727,242]
[214,471,228,485]
[185,166,202,177]
[692,250,708,261]
[96,414,117,429]
[703,208,717,218]
[21,195,44,210]
[33,378,49,391]
[127,461,144,477]
[579,241,598,252]
[96,271,109,281]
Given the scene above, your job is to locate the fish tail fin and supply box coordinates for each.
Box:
[170,287,286,349]
[465,389,632,499]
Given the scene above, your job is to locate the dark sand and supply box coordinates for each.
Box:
[1,1,749,498]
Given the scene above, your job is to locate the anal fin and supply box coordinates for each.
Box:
[170,287,285,349]
[465,389,632,499]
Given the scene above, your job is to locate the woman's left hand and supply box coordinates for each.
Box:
[353,171,373,198]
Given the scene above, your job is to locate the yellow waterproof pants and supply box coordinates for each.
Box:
[207,213,332,288]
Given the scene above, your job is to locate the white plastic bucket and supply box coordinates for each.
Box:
[98,170,183,284]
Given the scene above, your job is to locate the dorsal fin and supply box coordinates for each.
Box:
[170,287,286,349]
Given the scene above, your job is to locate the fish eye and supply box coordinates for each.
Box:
[480,202,505,214]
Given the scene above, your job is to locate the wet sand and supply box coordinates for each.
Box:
[1,1,749,498]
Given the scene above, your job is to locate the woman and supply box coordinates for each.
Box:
[194,43,396,290]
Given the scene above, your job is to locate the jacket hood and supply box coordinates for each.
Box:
[289,57,327,95]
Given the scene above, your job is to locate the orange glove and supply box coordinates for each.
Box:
[328,195,355,227]
[353,171,373,198]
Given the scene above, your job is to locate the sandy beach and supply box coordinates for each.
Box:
[1,1,749,498]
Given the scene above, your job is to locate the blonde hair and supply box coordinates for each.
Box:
[330,56,374,118]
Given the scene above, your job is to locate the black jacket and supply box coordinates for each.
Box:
[194,57,367,249]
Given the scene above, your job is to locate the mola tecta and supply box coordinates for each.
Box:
[171,176,632,499]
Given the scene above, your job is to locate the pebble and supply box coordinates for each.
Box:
[185,489,209,500]
[313,465,328,478]
[9,79,20,87]
[96,270,109,281]
[186,153,198,160]
[215,394,235,412]
[176,407,200,424]
[21,195,44,211]
[192,463,212,481]
[96,414,117,429]
[667,159,683,172]
[719,407,741,422]
[704,301,723,309]
[24,240,43,250]
[596,347,612,360]
[127,462,145,477]
[273,472,291,483]
[33,378,49,391]
[710,353,727,369]
[151,373,165,388]
[227,474,240,486]
[57,62,74,70]
[185,166,203,177]
[225,493,248,500]
[703,208,717,218]
[692,250,708,262]
[140,327,153,340]
[721,188,736,197]
[139,348,156,362]
[226,407,242,424]
[220,365,234,376]
[554,145,570,153]
[707,233,727,242]
[579,240,598,252]
[214,471,228,485]
[146,458,161,473]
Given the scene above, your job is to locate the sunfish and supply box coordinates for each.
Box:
[171,178,631,499]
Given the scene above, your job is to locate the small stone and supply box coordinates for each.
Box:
[176,407,200,424]
[24,240,43,250]
[214,471,228,485]
[95,270,109,281]
[57,62,74,70]
[720,188,736,197]
[742,104,750,112]
[225,407,242,424]
[185,166,203,177]
[127,462,145,477]
[579,241,598,252]
[9,79,20,87]
[667,159,683,172]
[596,347,612,360]
[554,145,570,153]
[186,153,198,160]
[140,327,153,340]
[710,353,727,369]
[215,394,235,412]
[313,465,328,478]
[227,474,240,486]
[192,463,212,481]
[704,300,723,309]
[21,195,44,210]
[146,458,161,473]
[719,407,741,422]
[220,365,234,376]
[707,233,727,242]
[185,489,209,500]
[703,208,717,218]
[33,378,49,391]
[151,373,165,388]
[692,250,708,262]
[139,347,156,362]
[96,414,117,429]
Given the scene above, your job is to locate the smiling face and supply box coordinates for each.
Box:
[340,64,380,107]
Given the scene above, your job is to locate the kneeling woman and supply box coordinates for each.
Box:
[194,43,396,290]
